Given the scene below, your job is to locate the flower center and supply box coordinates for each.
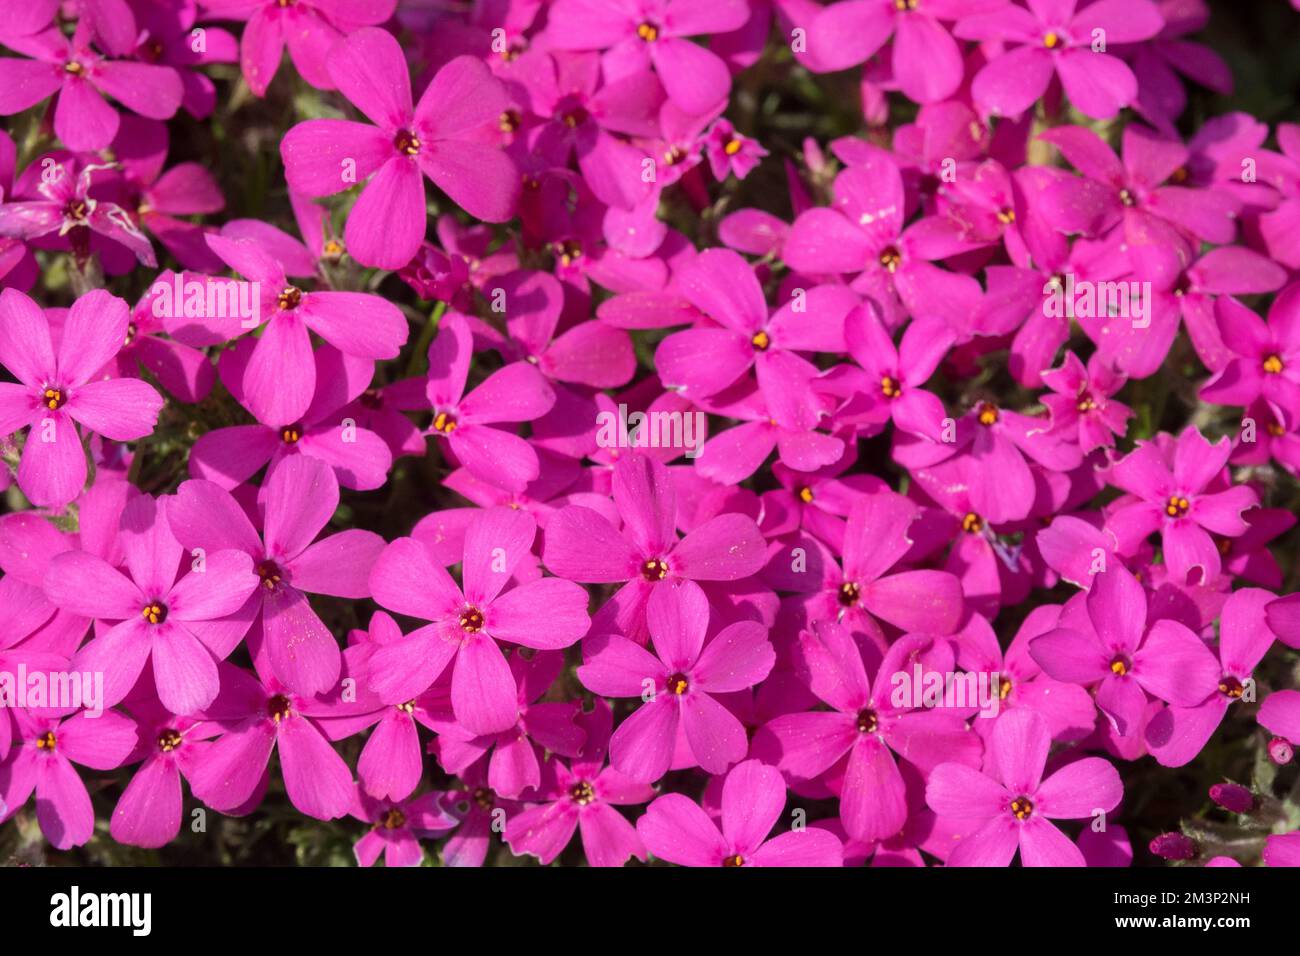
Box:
[473,788,494,810]
[1267,422,1285,437]
[636,21,659,42]
[751,330,771,351]
[722,854,745,867]
[1263,354,1284,374]
[1165,495,1190,518]
[1042,32,1060,49]
[856,709,878,734]
[569,780,596,805]
[996,206,1015,224]
[141,601,168,625]
[880,375,901,399]
[267,694,292,722]
[999,676,1013,700]
[838,581,861,607]
[380,807,406,830]
[36,730,56,750]
[1010,795,1034,820]
[977,402,999,426]
[124,322,138,347]
[893,0,917,10]
[666,673,690,696]
[394,129,421,156]
[256,559,283,591]
[554,239,583,266]
[396,700,416,714]
[561,106,588,129]
[499,109,521,133]
[1218,675,1244,699]
[65,199,88,221]
[1076,391,1097,412]
[432,411,458,434]
[277,286,302,310]
[962,512,983,534]
[279,423,303,444]
[1118,188,1136,207]
[878,245,902,272]
[723,138,742,156]
[64,60,84,75]
[42,386,67,410]
[1109,654,1130,676]
[322,238,344,259]
[158,728,182,752]
[641,557,669,581]
[459,605,485,633]
[797,486,814,504]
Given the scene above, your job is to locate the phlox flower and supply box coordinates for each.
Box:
[167,455,385,695]
[926,709,1123,866]
[1029,564,1221,736]
[365,505,591,736]
[542,452,767,640]
[46,494,260,715]
[578,578,774,782]
[760,624,982,843]
[350,786,458,868]
[282,28,517,268]
[0,288,163,507]
[637,759,844,866]
[0,707,137,850]
[504,699,655,867]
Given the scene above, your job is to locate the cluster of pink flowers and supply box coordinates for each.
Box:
[1,0,1299,869]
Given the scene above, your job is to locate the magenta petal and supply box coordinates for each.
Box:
[451,635,518,736]
[720,759,784,855]
[67,377,162,440]
[1018,816,1086,866]
[36,755,94,849]
[925,761,1008,819]
[610,697,678,783]
[670,514,767,581]
[1035,756,1123,819]
[840,736,907,842]
[680,691,748,774]
[358,712,421,801]
[636,792,727,867]
[262,586,341,695]
[488,578,589,650]
[276,714,353,820]
[110,756,181,848]
[948,813,1020,867]
[990,709,1050,794]
[344,157,426,270]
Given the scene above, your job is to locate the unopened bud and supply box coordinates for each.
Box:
[1149,832,1197,861]
[1268,736,1294,765]
[1209,783,1253,814]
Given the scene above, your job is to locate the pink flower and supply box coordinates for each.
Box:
[637,759,844,866]
[545,0,750,116]
[46,494,260,715]
[0,707,137,849]
[366,505,591,736]
[167,455,385,695]
[350,786,458,868]
[504,700,654,866]
[542,453,768,640]
[282,28,518,268]
[1030,564,1221,736]
[579,578,774,781]
[0,288,163,507]
[0,20,182,151]
[926,709,1123,866]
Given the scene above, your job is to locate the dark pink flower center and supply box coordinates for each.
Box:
[1010,795,1034,820]
[1218,675,1244,699]
[856,709,878,734]
[394,129,422,156]
[280,423,303,444]
[666,673,689,696]
[256,559,283,591]
[267,694,292,722]
[277,286,302,310]
[460,605,485,633]
[158,728,182,752]
[379,807,406,830]
[641,557,669,581]
[569,780,596,805]
[141,601,168,625]
[1165,495,1190,518]
[838,581,861,607]
[42,386,67,410]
